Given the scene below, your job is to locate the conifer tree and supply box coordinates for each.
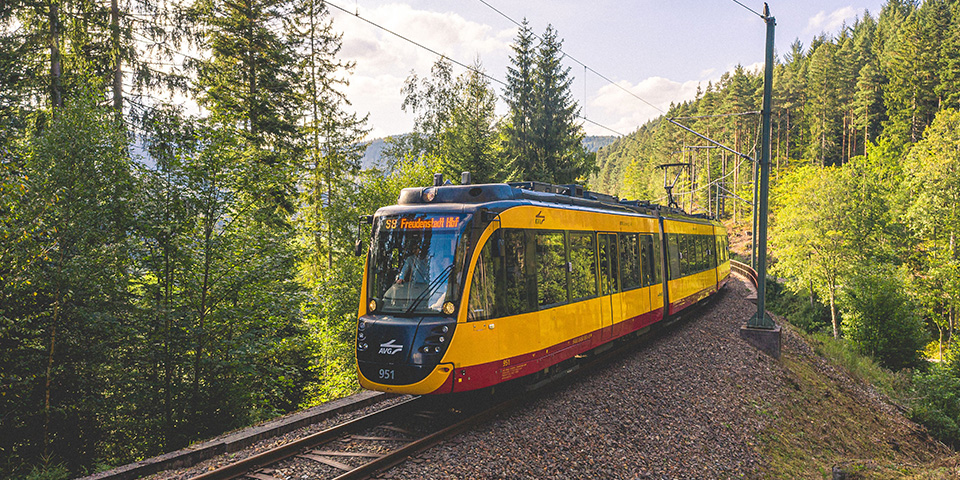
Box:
[531,24,590,184]
[501,19,536,180]
[192,0,304,217]
[502,22,590,184]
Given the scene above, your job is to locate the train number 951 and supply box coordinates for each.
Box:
[378,369,395,380]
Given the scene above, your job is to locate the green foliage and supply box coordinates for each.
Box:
[902,109,960,338]
[910,364,960,449]
[390,59,502,183]
[24,462,71,480]
[764,279,831,334]
[0,78,134,476]
[770,166,854,337]
[838,268,927,370]
[502,22,592,184]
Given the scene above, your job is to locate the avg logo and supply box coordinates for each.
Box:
[535,211,546,225]
[379,339,404,355]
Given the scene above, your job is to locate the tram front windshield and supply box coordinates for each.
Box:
[367,214,469,315]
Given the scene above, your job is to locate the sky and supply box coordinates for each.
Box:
[326,0,888,138]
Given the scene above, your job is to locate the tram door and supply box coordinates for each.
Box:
[598,233,621,340]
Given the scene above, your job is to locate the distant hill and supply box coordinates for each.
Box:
[359,137,389,170]
[359,135,618,168]
[583,136,617,153]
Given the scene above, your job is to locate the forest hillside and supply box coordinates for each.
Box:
[591,0,960,459]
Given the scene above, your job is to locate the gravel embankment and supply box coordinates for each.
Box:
[380,279,776,479]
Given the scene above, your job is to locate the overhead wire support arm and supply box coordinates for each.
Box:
[667,118,754,163]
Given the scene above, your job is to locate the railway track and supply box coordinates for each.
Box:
[187,393,501,480]
[730,260,758,289]
[187,294,721,480]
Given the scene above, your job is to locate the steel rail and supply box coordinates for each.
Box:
[188,396,424,480]
[189,292,721,480]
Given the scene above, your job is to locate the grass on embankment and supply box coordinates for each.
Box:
[757,317,960,478]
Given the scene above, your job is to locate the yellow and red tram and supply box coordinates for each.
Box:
[355,180,730,395]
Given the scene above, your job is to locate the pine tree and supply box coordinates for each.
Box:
[531,24,590,184]
[881,5,941,145]
[502,23,590,184]
[805,40,842,165]
[501,18,537,180]
[192,0,304,217]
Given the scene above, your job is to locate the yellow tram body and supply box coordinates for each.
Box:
[356,182,730,395]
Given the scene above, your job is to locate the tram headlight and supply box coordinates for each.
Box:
[422,187,437,202]
[358,320,366,331]
[441,325,449,334]
[442,301,456,315]
[368,299,378,313]
[358,342,368,351]
[438,336,445,343]
[358,332,366,341]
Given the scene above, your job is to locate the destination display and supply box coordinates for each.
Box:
[381,216,461,231]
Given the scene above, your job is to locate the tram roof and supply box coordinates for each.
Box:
[394,180,719,225]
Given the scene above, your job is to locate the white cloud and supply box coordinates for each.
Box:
[805,7,857,34]
[331,3,515,136]
[585,77,702,135]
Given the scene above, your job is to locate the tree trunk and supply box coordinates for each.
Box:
[48,0,63,109]
[938,325,944,362]
[829,281,839,339]
[111,0,122,112]
[43,303,59,458]
[194,215,213,417]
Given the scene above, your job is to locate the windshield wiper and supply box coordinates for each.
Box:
[404,264,454,315]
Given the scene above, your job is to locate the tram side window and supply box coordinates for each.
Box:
[651,234,662,284]
[718,235,725,264]
[569,232,597,300]
[639,235,654,287]
[667,233,681,280]
[598,233,620,295]
[703,235,713,271]
[620,233,641,290]
[467,235,500,322]
[537,232,568,307]
[696,235,707,272]
[503,229,534,316]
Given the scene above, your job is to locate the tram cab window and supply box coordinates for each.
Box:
[537,232,568,307]
[569,233,597,300]
[367,213,467,315]
[620,233,641,291]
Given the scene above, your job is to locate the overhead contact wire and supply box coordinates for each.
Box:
[331,0,630,137]
[476,0,665,114]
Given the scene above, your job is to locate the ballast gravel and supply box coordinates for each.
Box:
[380,279,777,479]
[145,278,813,480]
